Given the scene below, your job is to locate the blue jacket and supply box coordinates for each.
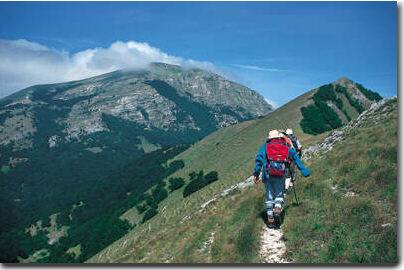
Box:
[253,142,310,180]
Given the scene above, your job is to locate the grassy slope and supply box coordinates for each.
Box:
[283,98,397,263]
[88,94,396,264]
[88,88,324,263]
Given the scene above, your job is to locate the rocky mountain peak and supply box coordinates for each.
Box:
[334,76,354,86]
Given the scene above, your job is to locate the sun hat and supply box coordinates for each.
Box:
[268,129,282,139]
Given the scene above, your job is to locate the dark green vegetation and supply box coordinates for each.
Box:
[300,81,380,135]
[134,180,170,223]
[0,64,269,263]
[168,177,185,192]
[356,83,383,101]
[0,143,186,262]
[335,85,365,114]
[141,208,158,223]
[300,84,343,134]
[183,170,219,197]
[284,99,397,263]
[0,82,188,262]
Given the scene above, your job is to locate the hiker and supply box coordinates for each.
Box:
[253,129,311,225]
[284,128,303,157]
[281,128,303,189]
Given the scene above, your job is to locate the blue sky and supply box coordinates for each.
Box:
[0,1,397,106]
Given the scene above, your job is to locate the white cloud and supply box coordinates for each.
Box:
[0,39,217,97]
[231,64,283,72]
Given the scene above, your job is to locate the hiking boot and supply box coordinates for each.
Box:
[273,205,283,216]
[267,215,275,225]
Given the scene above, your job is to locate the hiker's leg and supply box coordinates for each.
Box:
[274,176,286,209]
[263,179,275,217]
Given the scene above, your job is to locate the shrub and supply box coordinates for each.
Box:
[144,193,153,205]
[168,177,185,192]
[183,170,219,197]
[166,160,185,176]
[136,203,147,214]
[144,193,158,209]
[141,208,158,223]
[151,183,168,204]
[204,171,219,183]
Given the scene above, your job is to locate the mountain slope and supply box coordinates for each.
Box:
[283,98,397,263]
[88,78,389,263]
[0,63,272,263]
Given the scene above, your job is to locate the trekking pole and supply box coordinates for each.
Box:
[292,184,300,205]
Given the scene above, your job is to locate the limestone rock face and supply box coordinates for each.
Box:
[0,63,273,148]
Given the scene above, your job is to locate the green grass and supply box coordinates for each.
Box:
[91,186,264,263]
[88,92,395,264]
[283,100,397,263]
[87,88,322,263]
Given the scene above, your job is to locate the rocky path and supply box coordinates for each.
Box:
[259,226,290,263]
[196,174,292,263]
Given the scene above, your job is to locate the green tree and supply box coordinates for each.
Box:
[151,183,168,204]
[168,177,185,192]
[136,203,147,214]
[183,171,219,197]
[142,208,158,223]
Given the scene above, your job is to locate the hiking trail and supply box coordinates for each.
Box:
[197,175,292,263]
[194,101,391,263]
[259,225,289,263]
[257,99,393,263]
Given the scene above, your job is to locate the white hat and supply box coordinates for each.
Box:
[268,129,282,139]
[286,128,293,135]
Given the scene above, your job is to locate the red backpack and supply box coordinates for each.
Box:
[266,138,290,177]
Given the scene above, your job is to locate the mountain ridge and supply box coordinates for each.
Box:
[85,78,387,263]
[0,72,386,263]
[88,97,396,263]
[0,63,272,263]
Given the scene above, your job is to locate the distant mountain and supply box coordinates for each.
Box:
[0,63,272,262]
[0,62,272,150]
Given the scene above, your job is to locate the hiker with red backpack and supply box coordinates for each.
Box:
[253,129,311,225]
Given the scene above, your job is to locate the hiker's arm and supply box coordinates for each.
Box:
[289,147,310,177]
[253,144,266,177]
